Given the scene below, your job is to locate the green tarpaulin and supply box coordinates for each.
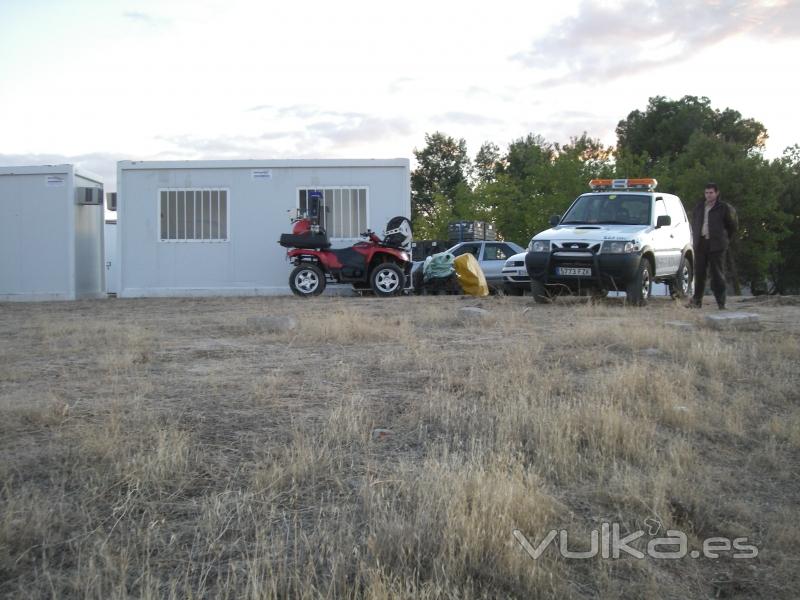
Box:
[422,251,455,282]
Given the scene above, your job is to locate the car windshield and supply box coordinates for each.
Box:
[561,194,651,226]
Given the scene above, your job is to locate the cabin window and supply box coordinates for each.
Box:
[298,187,367,239]
[159,189,228,241]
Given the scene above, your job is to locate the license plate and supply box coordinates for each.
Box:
[557,267,592,276]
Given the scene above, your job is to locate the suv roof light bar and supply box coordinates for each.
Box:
[589,178,658,191]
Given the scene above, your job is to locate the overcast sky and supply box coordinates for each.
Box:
[1,0,799,191]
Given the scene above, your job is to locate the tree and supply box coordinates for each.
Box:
[502,134,555,180]
[473,141,502,185]
[616,95,767,165]
[773,145,800,293]
[411,132,471,224]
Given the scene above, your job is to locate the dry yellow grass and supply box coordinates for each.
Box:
[0,294,798,599]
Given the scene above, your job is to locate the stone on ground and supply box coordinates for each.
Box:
[704,312,761,331]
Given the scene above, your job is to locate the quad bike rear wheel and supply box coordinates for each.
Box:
[371,262,404,297]
[290,263,326,297]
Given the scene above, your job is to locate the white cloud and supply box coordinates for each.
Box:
[513,0,800,85]
[437,112,502,126]
[122,11,169,27]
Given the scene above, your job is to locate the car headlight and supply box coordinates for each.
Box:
[602,241,639,253]
[529,240,550,253]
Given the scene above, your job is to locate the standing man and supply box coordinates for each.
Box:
[688,183,738,309]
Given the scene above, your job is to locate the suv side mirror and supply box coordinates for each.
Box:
[549,214,561,227]
[656,215,671,228]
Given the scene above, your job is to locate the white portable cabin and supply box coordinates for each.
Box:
[116,159,411,297]
[0,165,105,301]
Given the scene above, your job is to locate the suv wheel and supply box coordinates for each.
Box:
[531,279,551,304]
[669,256,693,299]
[625,258,652,306]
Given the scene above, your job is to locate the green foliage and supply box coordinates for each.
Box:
[473,141,502,185]
[773,145,800,292]
[411,132,471,222]
[412,182,480,241]
[616,95,767,164]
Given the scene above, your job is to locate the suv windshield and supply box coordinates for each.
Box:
[561,194,651,226]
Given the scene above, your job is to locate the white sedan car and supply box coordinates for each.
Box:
[501,251,530,295]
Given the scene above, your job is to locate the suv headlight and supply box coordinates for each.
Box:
[602,240,639,254]
[528,240,550,253]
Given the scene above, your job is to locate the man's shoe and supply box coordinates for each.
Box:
[718,304,727,310]
[686,301,702,309]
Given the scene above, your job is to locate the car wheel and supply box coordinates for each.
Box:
[371,262,404,297]
[625,258,652,306]
[669,255,693,299]
[290,263,326,297]
[531,279,551,304]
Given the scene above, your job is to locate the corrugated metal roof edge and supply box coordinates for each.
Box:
[118,159,410,170]
[0,164,73,176]
[0,164,104,184]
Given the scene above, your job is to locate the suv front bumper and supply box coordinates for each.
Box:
[525,249,642,290]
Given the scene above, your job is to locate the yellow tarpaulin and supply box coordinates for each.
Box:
[453,253,490,297]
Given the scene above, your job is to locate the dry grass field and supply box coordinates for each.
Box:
[1,294,799,599]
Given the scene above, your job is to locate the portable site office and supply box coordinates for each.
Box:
[0,165,105,301]
[116,159,411,297]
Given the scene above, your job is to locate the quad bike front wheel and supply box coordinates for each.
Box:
[371,262,404,297]
[290,263,326,297]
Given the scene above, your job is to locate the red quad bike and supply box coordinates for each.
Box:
[278,206,413,298]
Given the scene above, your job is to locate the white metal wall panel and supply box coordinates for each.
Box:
[0,170,74,300]
[104,222,118,294]
[74,175,105,298]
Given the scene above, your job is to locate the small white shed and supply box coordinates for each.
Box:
[0,165,105,301]
[116,159,410,297]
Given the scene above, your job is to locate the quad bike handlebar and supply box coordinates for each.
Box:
[360,229,383,244]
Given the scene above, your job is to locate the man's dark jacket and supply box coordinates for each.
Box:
[691,198,738,252]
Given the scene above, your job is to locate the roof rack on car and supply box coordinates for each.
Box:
[589,178,658,192]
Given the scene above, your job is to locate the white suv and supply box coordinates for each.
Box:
[524,179,693,305]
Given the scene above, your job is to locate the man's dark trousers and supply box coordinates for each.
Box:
[693,237,727,307]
